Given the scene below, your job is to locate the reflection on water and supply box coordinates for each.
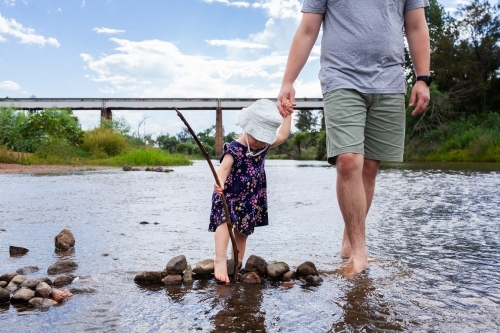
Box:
[0,160,499,332]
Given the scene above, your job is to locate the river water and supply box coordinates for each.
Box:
[1,160,499,332]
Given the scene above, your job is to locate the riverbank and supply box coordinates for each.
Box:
[0,163,115,174]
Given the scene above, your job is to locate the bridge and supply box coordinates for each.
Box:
[0,98,324,155]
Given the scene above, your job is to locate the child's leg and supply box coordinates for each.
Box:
[214,223,230,283]
[233,232,247,262]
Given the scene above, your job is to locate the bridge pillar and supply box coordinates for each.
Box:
[215,107,223,157]
[101,108,112,121]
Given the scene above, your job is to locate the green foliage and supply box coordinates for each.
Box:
[100,117,131,136]
[82,127,128,157]
[156,133,179,153]
[316,130,327,160]
[295,110,319,132]
[0,107,27,151]
[114,148,191,166]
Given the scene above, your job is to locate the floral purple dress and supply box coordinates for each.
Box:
[209,140,269,236]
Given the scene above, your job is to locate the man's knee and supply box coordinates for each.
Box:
[336,153,364,178]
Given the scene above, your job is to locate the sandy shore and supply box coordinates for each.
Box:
[0,163,115,174]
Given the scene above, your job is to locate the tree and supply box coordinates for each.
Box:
[176,127,192,142]
[156,134,179,153]
[291,131,307,155]
[295,110,318,132]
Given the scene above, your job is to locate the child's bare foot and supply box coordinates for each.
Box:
[214,258,230,283]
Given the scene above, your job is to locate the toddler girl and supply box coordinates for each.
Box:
[209,99,293,283]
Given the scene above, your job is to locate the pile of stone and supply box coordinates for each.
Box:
[134,254,323,287]
[122,165,174,173]
[0,228,79,309]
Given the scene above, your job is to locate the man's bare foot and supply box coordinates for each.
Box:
[214,258,230,283]
[333,257,369,278]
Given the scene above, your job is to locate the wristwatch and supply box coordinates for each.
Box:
[416,75,432,86]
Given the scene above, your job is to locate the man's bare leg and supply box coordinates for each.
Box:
[339,158,380,259]
[335,153,373,276]
[214,223,230,283]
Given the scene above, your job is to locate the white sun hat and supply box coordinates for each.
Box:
[238,99,282,144]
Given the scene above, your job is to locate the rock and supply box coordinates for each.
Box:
[282,270,296,281]
[122,165,132,171]
[11,287,35,303]
[9,246,29,256]
[192,259,214,275]
[134,271,166,283]
[161,275,183,285]
[11,275,26,285]
[16,266,40,275]
[183,265,193,284]
[28,297,58,308]
[68,286,98,294]
[266,262,290,279]
[0,272,17,284]
[164,169,174,173]
[47,260,78,275]
[6,282,19,292]
[139,221,150,225]
[53,274,76,287]
[296,261,318,277]
[21,278,42,290]
[245,255,268,277]
[240,272,262,284]
[280,281,296,289]
[165,255,187,275]
[0,288,10,303]
[0,281,6,288]
[39,277,53,286]
[227,259,242,276]
[54,228,75,250]
[35,282,52,298]
[131,168,141,171]
[51,289,73,302]
[305,275,323,286]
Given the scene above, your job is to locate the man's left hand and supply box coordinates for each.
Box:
[409,81,430,116]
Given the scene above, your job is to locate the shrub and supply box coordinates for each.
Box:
[82,127,128,157]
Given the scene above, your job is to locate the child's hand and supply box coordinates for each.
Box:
[214,183,224,196]
[281,99,294,116]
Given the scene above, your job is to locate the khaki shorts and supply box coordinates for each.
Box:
[324,89,405,165]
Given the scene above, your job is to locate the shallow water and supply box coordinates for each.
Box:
[1,160,499,332]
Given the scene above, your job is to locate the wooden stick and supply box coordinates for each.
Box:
[174,108,239,281]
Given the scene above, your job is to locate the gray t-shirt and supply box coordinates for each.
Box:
[302,0,429,94]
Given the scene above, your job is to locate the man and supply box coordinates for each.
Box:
[277,0,431,277]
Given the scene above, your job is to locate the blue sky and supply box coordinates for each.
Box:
[1,0,463,138]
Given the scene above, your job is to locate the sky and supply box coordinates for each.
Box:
[1,0,464,138]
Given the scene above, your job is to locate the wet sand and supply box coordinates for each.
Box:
[0,163,114,174]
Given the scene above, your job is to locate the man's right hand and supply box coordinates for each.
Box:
[277,84,296,117]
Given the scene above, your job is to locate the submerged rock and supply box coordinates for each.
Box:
[54,228,75,250]
[47,260,78,275]
[0,288,10,303]
[162,275,183,285]
[53,274,76,287]
[134,271,166,283]
[240,272,262,284]
[305,275,323,286]
[29,297,58,309]
[9,246,29,256]
[16,266,40,275]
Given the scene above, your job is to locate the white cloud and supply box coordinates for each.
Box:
[0,13,60,47]
[206,39,268,49]
[0,80,21,90]
[252,0,302,20]
[81,0,85,7]
[93,27,125,35]
[202,0,250,8]
[3,0,15,7]
[58,8,62,12]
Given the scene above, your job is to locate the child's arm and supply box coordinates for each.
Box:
[270,113,292,148]
[214,153,234,195]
